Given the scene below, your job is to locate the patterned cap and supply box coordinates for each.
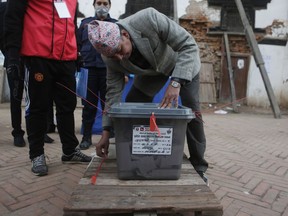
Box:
[88,20,121,57]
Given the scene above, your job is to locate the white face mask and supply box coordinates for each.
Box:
[95,5,109,19]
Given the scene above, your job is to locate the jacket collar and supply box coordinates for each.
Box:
[125,28,157,70]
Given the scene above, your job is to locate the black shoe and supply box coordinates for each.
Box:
[31,154,48,176]
[14,136,26,147]
[61,149,92,164]
[44,134,54,143]
[79,138,92,150]
[47,124,56,133]
[197,171,209,186]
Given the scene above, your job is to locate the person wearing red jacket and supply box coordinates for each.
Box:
[1,1,54,147]
[4,0,92,176]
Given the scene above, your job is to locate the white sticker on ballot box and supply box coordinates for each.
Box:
[132,125,173,155]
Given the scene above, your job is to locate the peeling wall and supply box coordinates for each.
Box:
[265,20,288,38]
[182,0,288,109]
[247,42,288,109]
[180,0,251,101]
[185,0,220,21]
[247,0,288,109]
[256,0,288,28]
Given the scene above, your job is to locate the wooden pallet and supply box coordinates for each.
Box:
[63,157,222,216]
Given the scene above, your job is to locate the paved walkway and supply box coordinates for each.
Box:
[0,102,287,216]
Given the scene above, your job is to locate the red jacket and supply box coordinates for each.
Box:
[20,0,77,60]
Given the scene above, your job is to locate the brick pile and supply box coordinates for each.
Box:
[179,15,264,95]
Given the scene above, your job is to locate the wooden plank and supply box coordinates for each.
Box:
[64,158,223,216]
[200,63,215,83]
[200,83,217,104]
[80,159,204,186]
[199,63,217,104]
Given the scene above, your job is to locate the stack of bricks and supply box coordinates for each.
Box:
[180,16,223,86]
[179,15,263,94]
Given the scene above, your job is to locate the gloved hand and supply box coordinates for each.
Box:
[6,63,22,80]
[6,63,24,101]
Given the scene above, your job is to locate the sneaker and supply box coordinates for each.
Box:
[31,154,48,176]
[61,149,92,164]
[14,136,26,147]
[197,171,209,186]
[44,134,54,144]
[79,138,92,150]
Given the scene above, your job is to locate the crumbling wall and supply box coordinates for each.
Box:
[181,0,287,108]
[180,15,251,99]
[265,19,288,38]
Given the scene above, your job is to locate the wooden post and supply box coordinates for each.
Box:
[223,33,239,113]
[234,0,281,119]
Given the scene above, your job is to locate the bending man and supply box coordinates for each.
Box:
[88,8,209,183]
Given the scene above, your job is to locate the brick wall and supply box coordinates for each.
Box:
[179,15,262,100]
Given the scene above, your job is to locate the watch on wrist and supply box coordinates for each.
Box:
[170,80,180,88]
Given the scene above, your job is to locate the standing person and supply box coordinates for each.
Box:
[1,1,25,147]
[4,0,92,176]
[1,1,54,147]
[77,0,117,150]
[88,8,209,183]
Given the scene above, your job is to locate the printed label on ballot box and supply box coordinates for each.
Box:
[132,125,173,155]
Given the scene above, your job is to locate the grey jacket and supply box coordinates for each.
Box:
[102,7,201,127]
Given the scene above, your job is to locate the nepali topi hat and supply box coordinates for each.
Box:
[88,20,121,57]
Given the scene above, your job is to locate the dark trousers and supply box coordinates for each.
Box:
[47,98,55,129]
[24,57,78,159]
[81,68,107,138]
[6,59,54,138]
[126,74,208,173]
[6,67,25,138]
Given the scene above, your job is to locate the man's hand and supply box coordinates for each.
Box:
[95,130,110,157]
[159,83,180,108]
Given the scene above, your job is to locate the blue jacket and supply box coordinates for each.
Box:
[77,15,117,68]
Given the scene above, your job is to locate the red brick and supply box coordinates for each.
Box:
[262,188,279,204]
[252,181,271,196]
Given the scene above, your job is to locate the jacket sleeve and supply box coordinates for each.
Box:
[153,9,200,81]
[76,21,85,53]
[74,3,78,49]
[152,8,201,81]
[4,0,27,65]
[101,57,126,128]
[126,8,201,81]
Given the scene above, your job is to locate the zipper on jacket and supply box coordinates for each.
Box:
[60,18,68,60]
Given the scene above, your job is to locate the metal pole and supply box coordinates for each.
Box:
[234,0,281,118]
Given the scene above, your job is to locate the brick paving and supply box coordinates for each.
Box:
[204,110,288,216]
[0,102,288,216]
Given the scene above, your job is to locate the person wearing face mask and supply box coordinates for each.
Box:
[76,0,117,150]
